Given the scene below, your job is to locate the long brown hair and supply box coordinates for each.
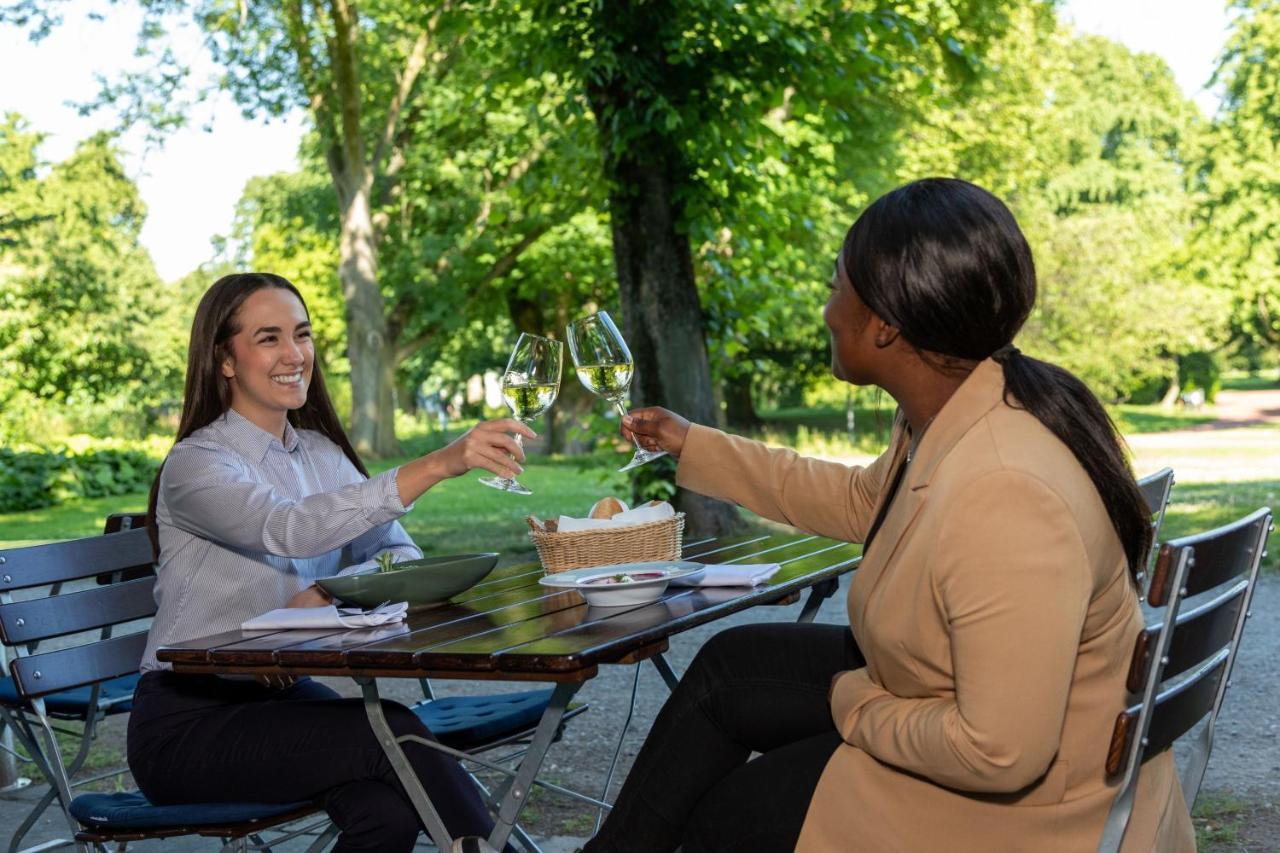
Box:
[841,179,1152,582]
[146,272,367,553]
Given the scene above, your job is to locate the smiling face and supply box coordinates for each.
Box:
[220,286,314,437]
[823,257,880,386]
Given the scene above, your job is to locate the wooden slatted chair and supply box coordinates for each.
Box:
[1097,507,1273,852]
[0,529,332,853]
[1135,467,1175,598]
[6,518,574,852]
[1136,467,1175,546]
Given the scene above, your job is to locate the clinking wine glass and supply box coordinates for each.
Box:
[478,333,563,495]
[565,310,668,472]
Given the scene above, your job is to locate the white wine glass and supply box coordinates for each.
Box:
[478,333,563,495]
[565,310,667,472]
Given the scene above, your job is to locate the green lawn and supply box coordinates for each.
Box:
[0,459,626,561]
[1220,372,1280,392]
[2,405,1274,572]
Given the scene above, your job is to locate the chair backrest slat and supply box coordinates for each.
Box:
[0,529,154,590]
[1142,650,1230,758]
[1099,507,1270,853]
[0,577,157,645]
[1136,468,1174,523]
[103,513,148,535]
[9,632,149,699]
[1157,512,1268,603]
[1125,580,1248,693]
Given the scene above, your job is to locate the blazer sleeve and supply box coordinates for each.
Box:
[829,469,1093,792]
[674,424,902,543]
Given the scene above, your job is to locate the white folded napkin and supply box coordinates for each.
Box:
[242,601,409,631]
[668,563,781,587]
[556,501,675,533]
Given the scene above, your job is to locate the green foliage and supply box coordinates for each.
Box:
[1178,351,1223,401]
[0,443,161,513]
[0,115,186,442]
[1194,0,1280,353]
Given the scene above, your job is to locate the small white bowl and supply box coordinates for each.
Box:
[539,561,704,607]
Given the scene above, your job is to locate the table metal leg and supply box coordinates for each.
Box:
[490,681,582,850]
[796,577,840,624]
[650,653,681,692]
[355,677,455,852]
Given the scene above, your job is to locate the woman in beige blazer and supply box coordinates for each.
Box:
[581,179,1195,853]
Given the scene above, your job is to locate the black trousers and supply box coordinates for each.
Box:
[127,671,503,852]
[586,623,865,853]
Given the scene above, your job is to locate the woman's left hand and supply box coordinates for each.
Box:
[286,584,332,609]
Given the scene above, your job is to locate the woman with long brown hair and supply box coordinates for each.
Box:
[589,179,1194,852]
[129,272,527,852]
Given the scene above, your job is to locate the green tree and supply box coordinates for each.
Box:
[0,116,183,441]
[1196,0,1280,357]
[896,12,1224,400]
[529,0,1029,534]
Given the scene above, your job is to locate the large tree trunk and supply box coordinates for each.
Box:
[604,146,740,538]
[723,373,761,430]
[337,174,398,457]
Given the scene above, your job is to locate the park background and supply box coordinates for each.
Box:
[2,0,1279,848]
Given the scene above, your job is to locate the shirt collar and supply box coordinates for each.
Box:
[217,408,301,461]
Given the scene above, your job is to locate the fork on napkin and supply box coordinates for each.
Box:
[242,601,409,631]
[668,563,781,587]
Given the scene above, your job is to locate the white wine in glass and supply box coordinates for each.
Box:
[565,311,667,472]
[479,333,563,495]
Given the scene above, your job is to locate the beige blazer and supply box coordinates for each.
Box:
[676,359,1194,853]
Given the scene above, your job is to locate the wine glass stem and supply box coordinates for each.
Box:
[613,400,644,452]
[513,426,525,475]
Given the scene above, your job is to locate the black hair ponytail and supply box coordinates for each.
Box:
[842,178,1152,582]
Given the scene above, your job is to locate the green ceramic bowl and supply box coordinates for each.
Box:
[316,553,499,609]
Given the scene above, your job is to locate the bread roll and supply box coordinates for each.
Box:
[588,496,629,519]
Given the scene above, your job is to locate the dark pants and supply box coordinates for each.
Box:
[127,671,501,852]
[586,623,865,853]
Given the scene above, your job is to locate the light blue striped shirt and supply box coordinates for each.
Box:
[141,408,422,671]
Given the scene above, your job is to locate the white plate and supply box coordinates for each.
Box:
[539,561,704,607]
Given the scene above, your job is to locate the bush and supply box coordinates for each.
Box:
[0,441,163,513]
[1178,351,1222,403]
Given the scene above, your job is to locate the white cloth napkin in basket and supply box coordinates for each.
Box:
[668,563,781,587]
[242,601,409,631]
[555,501,675,533]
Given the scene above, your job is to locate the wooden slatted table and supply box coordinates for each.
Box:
[158,531,861,851]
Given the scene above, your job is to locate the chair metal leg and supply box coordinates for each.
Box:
[595,665,642,833]
[1096,781,1137,853]
[23,703,80,853]
[302,822,339,853]
[1180,719,1216,811]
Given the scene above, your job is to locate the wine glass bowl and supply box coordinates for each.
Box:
[565,311,668,472]
[479,333,563,495]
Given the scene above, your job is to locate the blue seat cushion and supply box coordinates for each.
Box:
[70,791,310,830]
[415,689,554,750]
[0,673,140,718]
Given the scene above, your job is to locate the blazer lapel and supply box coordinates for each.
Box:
[851,359,1009,629]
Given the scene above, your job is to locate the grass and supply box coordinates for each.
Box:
[0,458,626,560]
[2,401,1274,571]
[1158,480,1279,573]
[1220,372,1280,392]
[1194,790,1249,849]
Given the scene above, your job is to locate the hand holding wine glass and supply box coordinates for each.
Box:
[479,333,563,495]
[621,407,691,458]
[566,310,667,472]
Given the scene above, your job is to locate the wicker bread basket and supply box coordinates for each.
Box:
[529,513,685,574]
